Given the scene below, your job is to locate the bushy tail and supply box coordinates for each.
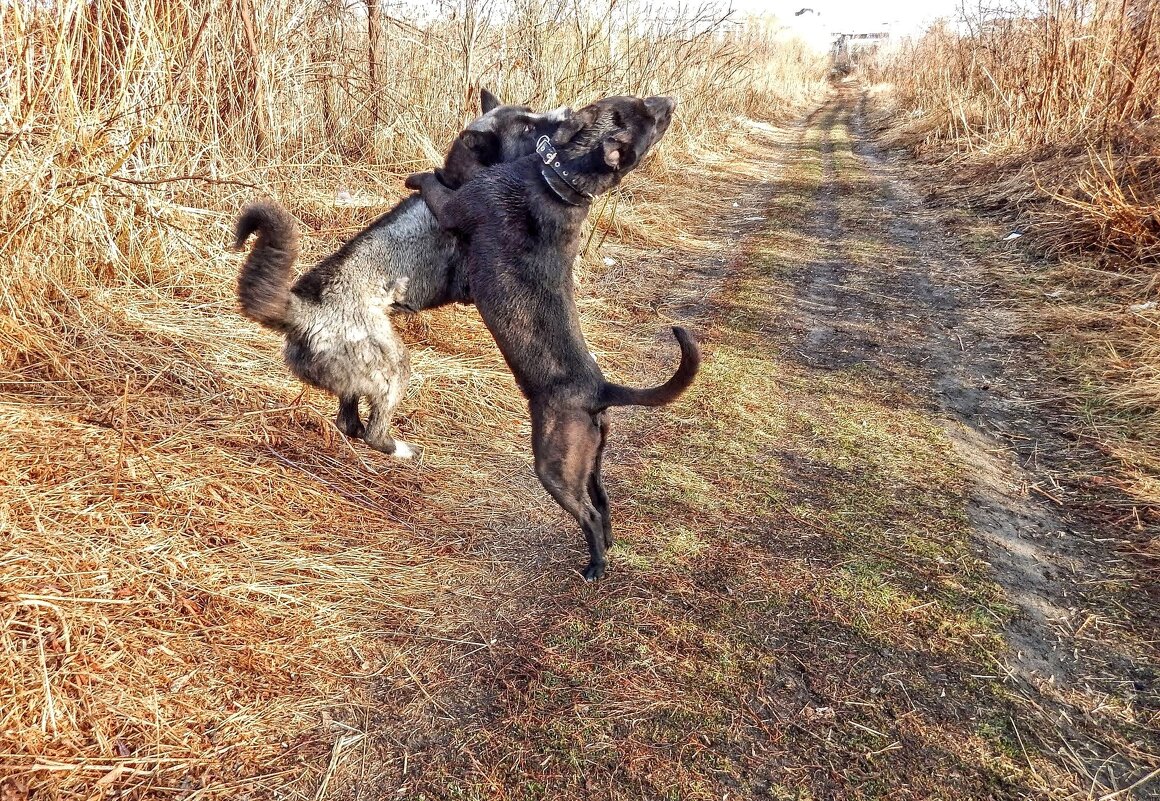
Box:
[234,201,300,330]
[598,326,701,408]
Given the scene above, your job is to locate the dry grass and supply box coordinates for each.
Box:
[868,0,1160,515]
[0,1,828,796]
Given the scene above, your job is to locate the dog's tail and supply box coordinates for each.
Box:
[234,201,300,330]
[598,327,701,409]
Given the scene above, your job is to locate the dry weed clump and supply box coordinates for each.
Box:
[873,0,1159,261]
[870,0,1160,513]
[0,0,827,796]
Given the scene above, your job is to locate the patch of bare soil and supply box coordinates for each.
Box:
[777,85,1158,793]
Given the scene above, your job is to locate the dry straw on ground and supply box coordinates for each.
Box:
[0,1,827,796]
[869,0,1160,515]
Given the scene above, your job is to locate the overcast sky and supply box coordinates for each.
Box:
[395,1,967,50]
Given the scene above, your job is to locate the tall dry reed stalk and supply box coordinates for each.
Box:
[0,2,827,796]
[873,0,1159,264]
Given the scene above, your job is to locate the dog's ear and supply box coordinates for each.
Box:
[601,130,633,170]
[644,95,676,122]
[480,88,501,114]
[551,105,599,145]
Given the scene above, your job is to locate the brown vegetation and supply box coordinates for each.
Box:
[870,0,1160,516]
[0,1,827,796]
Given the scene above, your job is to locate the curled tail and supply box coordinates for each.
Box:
[234,201,300,330]
[598,326,701,408]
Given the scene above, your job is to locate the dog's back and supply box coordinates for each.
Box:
[235,196,450,396]
[290,196,465,314]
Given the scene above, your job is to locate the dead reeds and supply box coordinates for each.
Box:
[0,1,827,796]
[870,0,1160,513]
[874,0,1159,262]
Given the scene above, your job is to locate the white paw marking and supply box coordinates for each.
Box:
[392,440,416,460]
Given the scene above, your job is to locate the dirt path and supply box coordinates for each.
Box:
[794,92,1089,694]
[772,87,1157,793]
[325,88,1157,800]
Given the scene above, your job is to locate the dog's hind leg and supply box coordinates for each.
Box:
[532,408,607,580]
[587,412,612,550]
[363,380,417,460]
[335,395,365,439]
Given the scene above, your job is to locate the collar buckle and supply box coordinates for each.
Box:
[536,135,593,204]
[536,135,558,165]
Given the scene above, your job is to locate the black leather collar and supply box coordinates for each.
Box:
[536,135,593,206]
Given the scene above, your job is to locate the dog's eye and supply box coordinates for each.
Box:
[524,123,533,134]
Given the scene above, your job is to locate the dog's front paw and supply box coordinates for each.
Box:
[404,172,434,192]
[364,432,420,460]
[581,560,607,582]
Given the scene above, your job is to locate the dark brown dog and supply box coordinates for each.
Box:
[407,95,699,580]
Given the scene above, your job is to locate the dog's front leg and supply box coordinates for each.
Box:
[404,172,466,233]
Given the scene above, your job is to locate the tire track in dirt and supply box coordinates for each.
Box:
[793,94,1076,684]
[777,85,1155,789]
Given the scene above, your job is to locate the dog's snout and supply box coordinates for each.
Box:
[640,96,675,152]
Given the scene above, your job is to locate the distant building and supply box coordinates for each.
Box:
[831,30,892,60]
[785,7,831,52]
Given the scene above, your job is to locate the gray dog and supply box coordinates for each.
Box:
[234,90,568,457]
